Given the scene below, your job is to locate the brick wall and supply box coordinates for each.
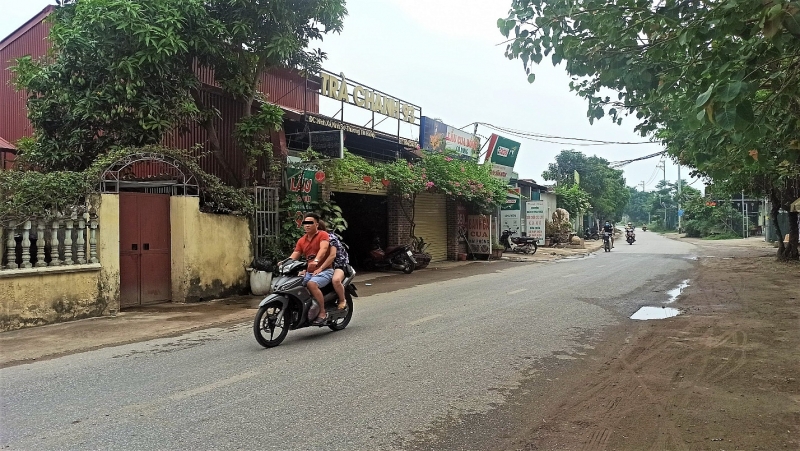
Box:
[388,195,413,248]
[446,197,459,260]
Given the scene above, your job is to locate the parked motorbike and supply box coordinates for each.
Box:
[364,237,416,274]
[602,231,613,252]
[500,229,538,254]
[584,227,600,240]
[253,259,357,348]
[625,227,636,245]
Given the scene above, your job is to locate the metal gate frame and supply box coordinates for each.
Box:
[254,187,279,258]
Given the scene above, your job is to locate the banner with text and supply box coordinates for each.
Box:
[420,117,481,160]
[500,192,522,233]
[467,214,492,254]
[286,167,322,227]
[525,200,546,245]
[484,133,522,183]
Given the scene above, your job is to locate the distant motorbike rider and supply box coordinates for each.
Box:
[625,222,636,242]
[602,221,614,248]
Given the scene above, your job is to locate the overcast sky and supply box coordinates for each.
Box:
[1,0,696,192]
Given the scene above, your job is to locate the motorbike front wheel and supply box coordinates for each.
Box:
[604,240,610,252]
[253,301,289,348]
[329,292,354,331]
[402,255,415,274]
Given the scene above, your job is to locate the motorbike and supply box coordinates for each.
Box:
[584,227,600,240]
[602,231,613,252]
[253,259,357,348]
[364,236,416,274]
[625,227,636,245]
[500,229,538,254]
[642,225,648,232]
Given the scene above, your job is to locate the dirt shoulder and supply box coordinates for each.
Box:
[502,237,800,450]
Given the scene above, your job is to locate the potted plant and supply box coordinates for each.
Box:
[411,236,431,269]
[491,241,505,259]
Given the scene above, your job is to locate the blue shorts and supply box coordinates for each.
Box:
[303,269,334,288]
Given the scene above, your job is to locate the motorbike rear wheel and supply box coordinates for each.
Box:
[329,292,354,331]
[253,301,289,348]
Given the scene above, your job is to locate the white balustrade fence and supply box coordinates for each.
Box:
[2,209,99,271]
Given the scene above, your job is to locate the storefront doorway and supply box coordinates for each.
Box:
[332,192,388,268]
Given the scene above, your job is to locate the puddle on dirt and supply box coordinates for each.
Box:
[667,279,690,303]
[630,306,681,320]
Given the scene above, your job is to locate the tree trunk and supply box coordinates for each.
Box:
[190,88,240,187]
[239,63,264,189]
[782,211,799,260]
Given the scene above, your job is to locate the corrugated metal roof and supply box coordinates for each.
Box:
[0,137,17,150]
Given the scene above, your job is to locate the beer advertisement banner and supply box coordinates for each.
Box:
[484,134,522,183]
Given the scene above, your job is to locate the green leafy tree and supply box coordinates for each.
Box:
[12,0,220,171]
[203,0,346,186]
[12,0,346,187]
[623,187,656,225]
[542,149,629,221]
[499,0,800,259]
[555,184,591,219]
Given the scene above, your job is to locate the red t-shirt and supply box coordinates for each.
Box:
[294,231,330,261]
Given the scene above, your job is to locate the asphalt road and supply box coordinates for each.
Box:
[0,231,697,450]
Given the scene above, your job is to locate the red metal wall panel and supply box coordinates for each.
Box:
[1,7,318,179]
[0,7,53,145]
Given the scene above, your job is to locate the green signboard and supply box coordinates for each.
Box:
[286,167,322,227]
[484,134,522,182]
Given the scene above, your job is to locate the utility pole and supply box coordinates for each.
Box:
[656,159,666,226]
[640,181,645,192]
[741,190,746,239]
[677,164,681,233]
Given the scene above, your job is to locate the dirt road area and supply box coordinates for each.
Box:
[500,238,799,450]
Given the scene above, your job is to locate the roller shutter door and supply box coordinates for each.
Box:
[414,193,447,261]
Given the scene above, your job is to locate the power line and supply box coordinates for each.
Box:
[609,151,666,168]
[474,122,655,146]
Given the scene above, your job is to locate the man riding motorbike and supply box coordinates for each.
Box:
[287,213,332,325]
[625,222,636,243]
[602,221,614,248]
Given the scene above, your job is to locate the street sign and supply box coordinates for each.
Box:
[678,209,685,217]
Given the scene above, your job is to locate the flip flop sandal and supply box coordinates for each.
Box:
[312,316,327,326]
[337,303,347,310]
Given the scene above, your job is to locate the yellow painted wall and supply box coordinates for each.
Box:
[0,267,105,331]
[0,194,122,331]
[97,194,121,313]
[170,197,252,302]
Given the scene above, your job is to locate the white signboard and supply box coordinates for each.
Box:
[467,215,492,254]
[500,209,521,234]
[525,200,546,245]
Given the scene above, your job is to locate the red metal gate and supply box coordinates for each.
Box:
[120,193,171,308]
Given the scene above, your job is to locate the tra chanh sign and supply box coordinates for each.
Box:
[484,133,522,183]
[319,71,419,125]
[419,117,481,159]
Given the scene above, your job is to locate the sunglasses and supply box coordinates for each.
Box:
[301,221,316,225]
